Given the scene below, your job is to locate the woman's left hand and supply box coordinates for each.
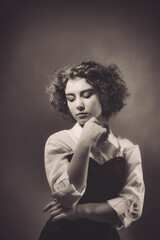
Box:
[43,200,77,221]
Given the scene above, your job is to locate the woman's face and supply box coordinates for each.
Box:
[65,77,102,125]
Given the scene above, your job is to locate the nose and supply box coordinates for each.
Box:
[76,98,85,111]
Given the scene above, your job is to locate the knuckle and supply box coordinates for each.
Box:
[89,117,96,122]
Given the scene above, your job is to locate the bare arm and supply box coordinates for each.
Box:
[67,117,107,192]
[44,201,122,227]
[77,203,122,226]
[67,141,91,192]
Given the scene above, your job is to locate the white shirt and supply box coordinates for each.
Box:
[44,122,145,229]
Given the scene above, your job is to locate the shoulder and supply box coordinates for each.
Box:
[117,135,140,155]
[116,136,143,169]
[45,129,73,152]
[47,129,71,142]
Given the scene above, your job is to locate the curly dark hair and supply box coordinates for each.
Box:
[46,60,130,121]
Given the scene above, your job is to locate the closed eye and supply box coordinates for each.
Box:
[82,90,94,98]
[66,95,75,102]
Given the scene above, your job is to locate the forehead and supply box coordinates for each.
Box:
[65,77,93,94]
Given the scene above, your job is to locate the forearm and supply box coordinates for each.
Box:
[77,202,122,226]
[67,140,91,192]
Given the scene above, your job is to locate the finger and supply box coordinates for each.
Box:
[101,127,108,135]
[50,204,61,212]
[50,208,62,218]
[87,117,99,124]
[96,128,108,146]
[53,213,66,222]
[43,200,57,212]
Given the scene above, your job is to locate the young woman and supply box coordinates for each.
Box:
[39,60,145,240]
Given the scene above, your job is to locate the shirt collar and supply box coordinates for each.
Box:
[71,122,119,149]
[71,122,83,141]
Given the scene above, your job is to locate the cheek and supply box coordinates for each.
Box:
[92,96,101,106]
[96,103,102,115]
[67,102,75,114]
[94,99,102,114]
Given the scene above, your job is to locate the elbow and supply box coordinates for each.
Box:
[51,179,84,208]
[52,192,77,208]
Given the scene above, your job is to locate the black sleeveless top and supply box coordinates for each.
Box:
[39,156,125,240]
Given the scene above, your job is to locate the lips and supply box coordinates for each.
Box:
[76,112,89,118]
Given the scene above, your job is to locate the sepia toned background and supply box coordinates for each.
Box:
[1,0,160,239]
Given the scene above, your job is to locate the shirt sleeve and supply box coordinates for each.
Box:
[107,140,145,229]
[44,133,85,208]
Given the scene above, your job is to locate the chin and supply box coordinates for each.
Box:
[78,119,88,126]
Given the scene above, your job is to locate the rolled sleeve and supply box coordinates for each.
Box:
[108,142,145,229]
[45,133,85,208]
[53,171,85,208]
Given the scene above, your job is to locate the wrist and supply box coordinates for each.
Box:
[77,204,88,219]
[78,139,92,149]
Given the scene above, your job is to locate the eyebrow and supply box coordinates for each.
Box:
[65,88,94,96]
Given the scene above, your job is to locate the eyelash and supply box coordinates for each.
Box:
[83,92,92,98]
[67,97,75,102]
[66,92,93,102]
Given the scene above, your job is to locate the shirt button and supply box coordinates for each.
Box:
[133,203,138,209]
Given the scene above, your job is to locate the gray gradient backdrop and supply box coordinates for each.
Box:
[1,0,160,239]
